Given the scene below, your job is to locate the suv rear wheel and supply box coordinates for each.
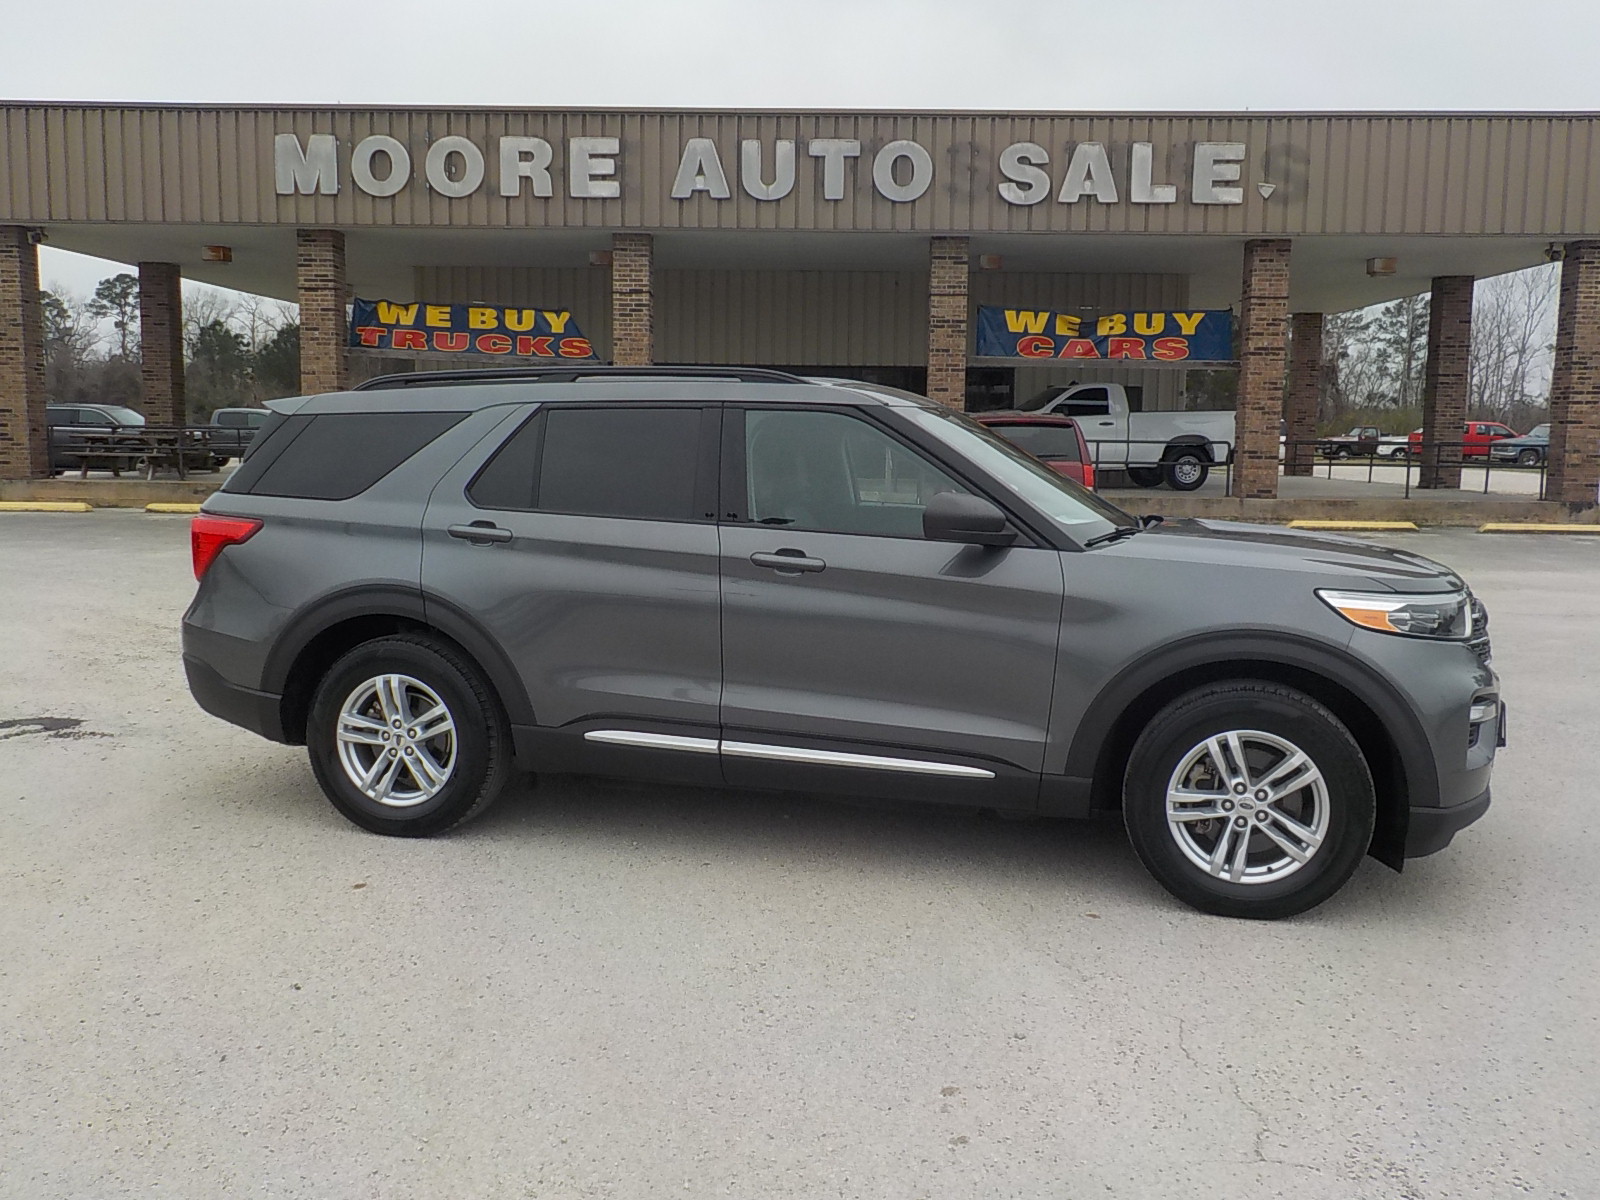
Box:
[307,635,512,836]
[1122,681,1375,918]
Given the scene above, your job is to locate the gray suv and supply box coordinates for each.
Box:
[183,367,1503,918]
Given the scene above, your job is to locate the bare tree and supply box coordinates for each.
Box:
[1470,264,1557,429]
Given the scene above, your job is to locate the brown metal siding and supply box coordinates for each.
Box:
[11,106,1593,236]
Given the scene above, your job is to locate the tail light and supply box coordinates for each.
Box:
[191,514,262,580]
[1083,463,1096,489]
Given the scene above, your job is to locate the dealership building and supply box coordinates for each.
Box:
[1,103,1597,501]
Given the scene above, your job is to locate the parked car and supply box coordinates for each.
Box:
[183,365,1501,920]
[1407,421,1519,459]
[45,403,147,473]
[206,407,272,464]
[1010,383,1234,492]
[1317,426,1381,458]
[972,413,1095,487]
[1487,423,1550,467]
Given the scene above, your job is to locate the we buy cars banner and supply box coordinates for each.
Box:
[976,306,1234,363]
[349,298,597,359]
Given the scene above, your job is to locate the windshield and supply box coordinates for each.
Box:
[903,407,1134,542]
[1528,424,1550,439]
[1015,388,1062,412]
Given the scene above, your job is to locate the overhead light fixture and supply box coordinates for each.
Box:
[1366,257,1398,277]
[203,245,233,263]
[978,254,1003,271]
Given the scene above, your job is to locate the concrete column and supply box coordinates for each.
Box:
[138,262,185,425]
[0,226,48,480]
[1284,312,1323,478]
[1233,238,1292,499]
[610,233,653,366]
[1417,275,1474,489]
[296,229,348,395]
[1546,241,1600,506]
[926,236,970,410]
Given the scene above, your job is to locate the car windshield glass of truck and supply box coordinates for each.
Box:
[907,408,1135,539]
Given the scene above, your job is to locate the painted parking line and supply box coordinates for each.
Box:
[1477,523,1600,534]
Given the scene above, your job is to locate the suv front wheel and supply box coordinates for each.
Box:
[1122,681,1376,919]
[307,635,512,836]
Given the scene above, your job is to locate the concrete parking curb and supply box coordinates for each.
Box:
[0,500,93,512]
[1478,523,1600,534]
[1287,519,1420,532]
[145,503,203,514]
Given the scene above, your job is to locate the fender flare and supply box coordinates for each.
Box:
[262,584,536,728]
[1063,630,1440,809]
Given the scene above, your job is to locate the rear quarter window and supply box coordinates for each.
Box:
[229,411,465,500]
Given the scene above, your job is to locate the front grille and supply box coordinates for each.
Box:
[1467,594,1492,663]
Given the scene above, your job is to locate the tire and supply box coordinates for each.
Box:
[1126,466,1164,488]
[1388,447,1410,460]
[1122,681,1376,919]
[1516,449,1541,467]
[1163,450,1209,491]
[306,634,512,837]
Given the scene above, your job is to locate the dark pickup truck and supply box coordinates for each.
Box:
[1316,426,1381,458]
[206,408,272,463]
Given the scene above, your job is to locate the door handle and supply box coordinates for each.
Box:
[750,550,826,574]
[448,522,513,545]
[1097,420,1116,426]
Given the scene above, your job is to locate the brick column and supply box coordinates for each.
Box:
[1417,275,1474,489]
[1233,239,1292,498]
[610,233,653,366]
[927,236,970,410]
[138,262,185,425]
[0,227,48,480]
[297,229,348,395]
[1546,241,1600,506]
[1284,312,1323,478]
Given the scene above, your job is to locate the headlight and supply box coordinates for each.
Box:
[1317,588,1473,639]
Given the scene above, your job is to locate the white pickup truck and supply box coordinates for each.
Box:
[1013,383,1236,491]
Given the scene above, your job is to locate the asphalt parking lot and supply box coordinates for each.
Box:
[2,512,1596,1199]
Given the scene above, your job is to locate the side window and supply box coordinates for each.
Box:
[468,413,544,512]
[536,407,702,521]
[244,411,466,500]
[743,408,969,539]
[1061,388,1110,417]
[216,411,242,427]
[80,409,114,426]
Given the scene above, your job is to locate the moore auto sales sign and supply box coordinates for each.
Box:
[275,132,1256,208]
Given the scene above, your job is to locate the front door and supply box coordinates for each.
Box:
[718,404,1065,804]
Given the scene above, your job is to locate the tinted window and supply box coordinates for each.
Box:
[536,407,701,521]
[215,411,244,427]
[245,411,465,500]
[744,409,968,539]
[1062,388,1110,417]
[987,424,1081,461]
[79,409,116,426]
[468,414,544,511]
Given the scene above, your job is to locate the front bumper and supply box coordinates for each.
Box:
[1406,786,1492,857]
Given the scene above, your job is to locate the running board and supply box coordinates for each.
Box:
[582,730,996,779]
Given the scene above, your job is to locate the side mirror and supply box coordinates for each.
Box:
[922,491,1017,547]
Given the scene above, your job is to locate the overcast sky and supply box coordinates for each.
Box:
[23,0,1600,297]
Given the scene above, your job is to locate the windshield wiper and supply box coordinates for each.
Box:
[1084,525,1143,548]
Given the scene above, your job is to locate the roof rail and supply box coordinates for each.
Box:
[353,365,809,390]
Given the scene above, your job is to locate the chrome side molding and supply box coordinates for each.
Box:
[583,729,995,779]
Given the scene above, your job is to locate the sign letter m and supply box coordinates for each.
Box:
[275,133,339,196]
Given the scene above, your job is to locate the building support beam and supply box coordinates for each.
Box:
[138,262,185,425]
[1284,312,1322,478]
[1233,238,1292,499]
[0,226,48,480]
[1417,275,1474,489]
[611,233,653,366]
[297,229,348,395]
[1547,241,1600,506]
[927,236,970,410]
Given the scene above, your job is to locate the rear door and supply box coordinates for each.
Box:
[718,403,1064,804]
[420,402,724,783]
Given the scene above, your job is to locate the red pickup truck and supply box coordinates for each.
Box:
[1407,421,1519,459]
[973,413,1095,488]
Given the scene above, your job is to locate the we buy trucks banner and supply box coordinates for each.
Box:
[350,298,597,359]
[976,306,1234,363]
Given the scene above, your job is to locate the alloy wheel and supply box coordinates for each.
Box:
[334,674,458,807]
